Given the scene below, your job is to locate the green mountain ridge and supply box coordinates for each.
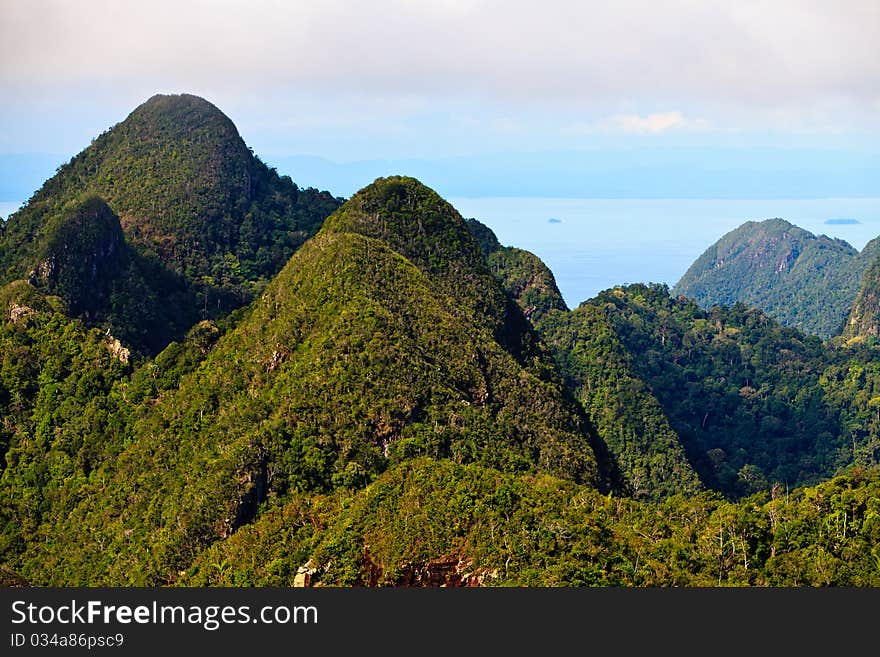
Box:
[465,218,701,499]
[468,215,880,499]
[3,177,606,585]
[466,216,568,319]
[2,94,880,588]
[673,218,880,340]
[21,195,197,353]
[183,458,880,587]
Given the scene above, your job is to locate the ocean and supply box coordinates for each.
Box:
[4,197,880,310]
[450,197,880,309]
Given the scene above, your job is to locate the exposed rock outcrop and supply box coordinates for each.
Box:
[8,302,36,324]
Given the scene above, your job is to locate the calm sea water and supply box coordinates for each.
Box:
[450,197,880,308]
[4,197,880,310]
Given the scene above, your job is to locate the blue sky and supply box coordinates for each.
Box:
[1,0,878,203]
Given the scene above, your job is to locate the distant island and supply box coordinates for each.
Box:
[547,217,562,224]
[825,218,860,225]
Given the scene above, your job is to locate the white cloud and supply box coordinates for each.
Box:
[606,113,689,135]
[567,112,713,135]
[0,0,877,155]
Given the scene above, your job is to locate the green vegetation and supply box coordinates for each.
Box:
[539,303,703,499]
[844,256,880,340]
[673,218,880,339]
[183,458,880,587]
[1,178,602,585]
[2,93,879,588]
[0,281,133,562]
[467,219,700,499]
[20,195,197,354]
[573,284,880,497]
[466,217,568,324]
[0,93,341,354]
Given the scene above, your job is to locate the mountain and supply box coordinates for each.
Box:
[16,195,196,353]
[673,218,880,340]
[466,218,569,324]
[478,222,880,498]
[466,219,701,499]
[3,90,880,587]
[0,279,134,551]
[538,301,703,500]
[474,222,876,499]
[0,93,342,353]
[3,173,880,587]
[4,177,607,585]
[844,257,880,340]
[579,283,880,496]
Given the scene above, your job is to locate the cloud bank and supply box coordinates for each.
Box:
[2,0,877,109]
[0,1,877,161]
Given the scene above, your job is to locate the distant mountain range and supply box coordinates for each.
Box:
[2,94,879,588]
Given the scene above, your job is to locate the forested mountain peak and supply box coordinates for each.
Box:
[0,177,605,584]
[3,169,880,586]
[28,195,127,308]
[322,176,487,278]
[322,177,544,360]
[0,93,342,354]
[123,92,242,140]
[673,218,869,339]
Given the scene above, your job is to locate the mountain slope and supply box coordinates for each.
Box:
[4,180,880,587]
[0,93,342,353]
[844,256,880,340]
[18,195,196,353]
[465,217,568,324]
[182,458,880,587]
[0,280,133,560]
[539,302,703,499]
[673,219,877,339]
[11,177,603,585]
[584,283,880,496]
[464,218,699,499]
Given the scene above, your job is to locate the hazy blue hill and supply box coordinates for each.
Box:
[0,93,342,353]
[673,218,875,339]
